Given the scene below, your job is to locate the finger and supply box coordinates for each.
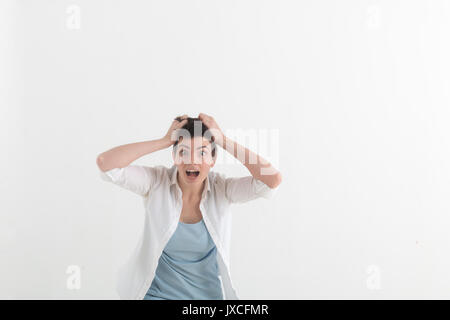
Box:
[176,118,188,128]
[201,113,211,121]
[174,115,188,122]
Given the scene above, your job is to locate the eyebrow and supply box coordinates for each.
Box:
[179,145,210,150]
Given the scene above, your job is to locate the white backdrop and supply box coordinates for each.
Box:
[1,0,449,299]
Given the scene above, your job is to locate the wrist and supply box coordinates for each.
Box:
[160,136,173,148]
[217,134,226,149]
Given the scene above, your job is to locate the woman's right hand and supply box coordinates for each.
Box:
[162,115,189,146]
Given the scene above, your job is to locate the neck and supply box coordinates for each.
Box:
[177,172,205,200]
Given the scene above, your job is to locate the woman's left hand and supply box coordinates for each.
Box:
[198,113,225,147]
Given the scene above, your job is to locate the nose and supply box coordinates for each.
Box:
[191,151,202,164]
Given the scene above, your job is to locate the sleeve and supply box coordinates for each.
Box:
[224,175,279,204]
[98,165,161,197]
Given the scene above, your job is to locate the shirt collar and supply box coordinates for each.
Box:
[170,164,211,197]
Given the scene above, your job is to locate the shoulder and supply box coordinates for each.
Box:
[206,170,229,204]
[208,169,224,182]
[149,164,172,180]
[146,164,171,173]
[208,169,228,191]
[135,164,172,189]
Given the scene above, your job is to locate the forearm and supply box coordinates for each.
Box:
[96,138,171,172]
[220,135,282,188]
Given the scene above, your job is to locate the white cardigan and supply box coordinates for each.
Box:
[99,164,278,300]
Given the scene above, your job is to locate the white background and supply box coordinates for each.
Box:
[1,0,449,299]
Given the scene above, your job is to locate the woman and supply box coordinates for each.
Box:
[97,113,282,300]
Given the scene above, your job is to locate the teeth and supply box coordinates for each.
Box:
[186,169,200,177]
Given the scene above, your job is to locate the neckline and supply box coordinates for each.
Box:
[179,218,203,225]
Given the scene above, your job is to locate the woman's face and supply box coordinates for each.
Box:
[173,136,215,186]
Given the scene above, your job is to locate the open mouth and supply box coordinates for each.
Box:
[186,169,200,177]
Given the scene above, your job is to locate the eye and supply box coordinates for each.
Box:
[179,149,185,156]
[200,150,207,156]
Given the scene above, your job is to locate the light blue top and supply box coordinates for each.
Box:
[144,218,223,300]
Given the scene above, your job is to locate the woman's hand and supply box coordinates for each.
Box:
[198,113,225,147]
[163,115,189,146]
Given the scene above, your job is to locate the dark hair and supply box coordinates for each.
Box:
[172,117,217,158]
